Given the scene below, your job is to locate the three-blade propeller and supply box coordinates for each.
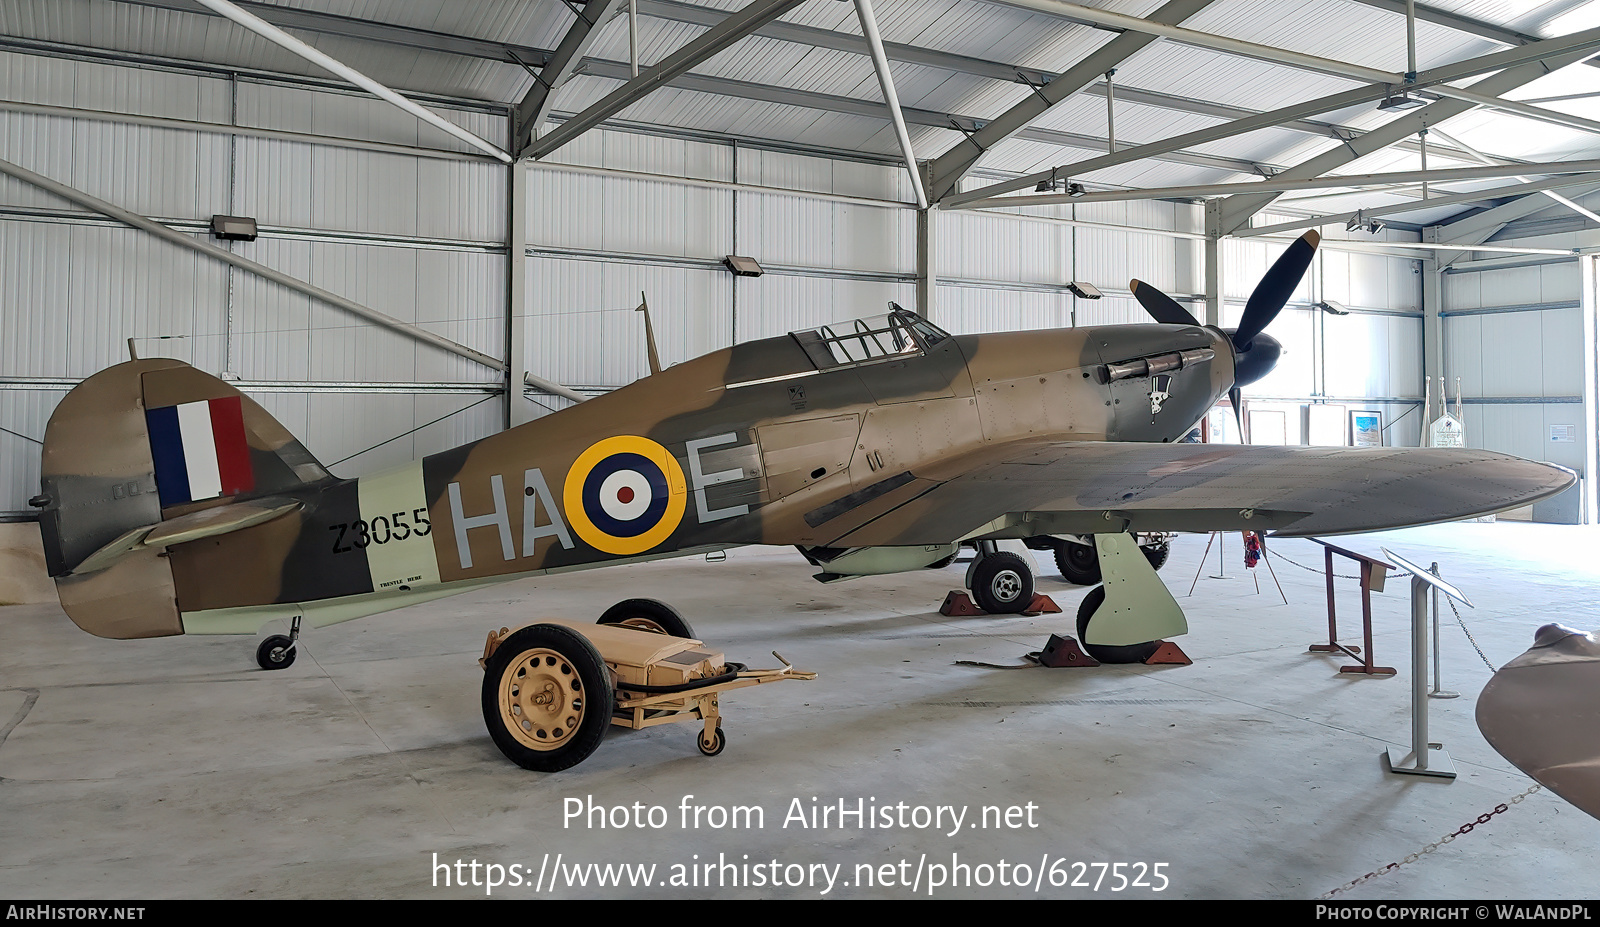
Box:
[1129,230,1320,434]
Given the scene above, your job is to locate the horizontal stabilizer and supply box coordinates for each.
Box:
[72,497,299,575]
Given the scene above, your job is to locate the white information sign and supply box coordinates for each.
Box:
[1428,414,1465,448]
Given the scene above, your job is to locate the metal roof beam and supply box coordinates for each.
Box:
[513,0,627,158]
[111,0,1529,175]
[852,0,927,209]
[566,58,1271,176]
[638,0,1056,85]
[971,158,1600,208]
[116,0,552,65]
[526,0,809,160]
[1218,45,1600,233]
[1430,185,1600,244]
[1081,83,1508,164]
[942,27,1600,209]
[1345,0,1549,50]
[188,0,511,160]
[940,85,1385,208]
[924,0,1216,202]
[996,0,1600,136]
[1235,176,1600,238]
[1427,126,1600,225]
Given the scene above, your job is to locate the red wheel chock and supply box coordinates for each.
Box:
[939,591,1062,617]
[1036,634,1099,667]
[1143,641,1193,665]
[940,591,985,616]
[1024,594,1062,615]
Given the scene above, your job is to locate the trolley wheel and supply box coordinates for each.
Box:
[1054,539,1102,585]
[1075,586,1161,665]
[698,726,726,757]
[970,551,1034,614]
[598,598,696,639]
[255,634,296,670]
[482,623,614,772]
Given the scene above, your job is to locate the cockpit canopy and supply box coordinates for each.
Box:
[790,305,949,371]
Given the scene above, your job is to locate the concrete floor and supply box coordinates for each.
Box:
[2,522,1598,900]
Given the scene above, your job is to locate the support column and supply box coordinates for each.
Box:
[1204,199,1225,326]
[1583,254,1599,524]
[1421,258,1444,410]
[507,155,532,428]
[916,196,938,322]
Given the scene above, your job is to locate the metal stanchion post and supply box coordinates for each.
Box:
[1381,549,1463,780]
[1428,561,1460,699]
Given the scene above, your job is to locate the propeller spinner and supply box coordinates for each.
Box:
[1130,230,1319,432]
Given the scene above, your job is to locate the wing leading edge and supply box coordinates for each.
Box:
[819,442,1576,547]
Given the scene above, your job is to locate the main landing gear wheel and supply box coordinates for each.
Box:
[1054,542,1101,586]
[1076,587,1162,664]
[482,623,615,772]
[598,598,696,639]
[971,551,1035,614]
[698,726,726,757]
[1055,536,1170,584]
[255,634,296,670]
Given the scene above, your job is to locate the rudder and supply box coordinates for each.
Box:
[35,359,330,638]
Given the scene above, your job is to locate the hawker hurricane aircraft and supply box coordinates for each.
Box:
[30,230,1573,767]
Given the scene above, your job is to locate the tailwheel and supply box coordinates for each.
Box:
[482,623,614,772]
[1075,587,1162,665]
[255,634,295,670]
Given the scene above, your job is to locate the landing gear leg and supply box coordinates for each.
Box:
[1077,533,1188,664]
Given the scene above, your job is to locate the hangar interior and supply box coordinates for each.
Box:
[2,0,1600,900]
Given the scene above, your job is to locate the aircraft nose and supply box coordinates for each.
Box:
[1230,330,1281,388]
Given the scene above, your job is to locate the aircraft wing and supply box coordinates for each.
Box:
[819,442,1576,547]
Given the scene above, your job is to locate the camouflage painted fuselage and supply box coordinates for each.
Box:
[39,321,1233,638]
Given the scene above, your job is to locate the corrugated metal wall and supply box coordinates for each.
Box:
[1442,259,1586,474]
[0,49,505,512]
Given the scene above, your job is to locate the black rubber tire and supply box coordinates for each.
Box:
[971,551,1035,614]
[482,623,614,772]
[255,634,296,670]
[1075,587,1162,665]
[925,552,959,570]
[1142,541,1171,572]
[1054,539,1102,585]
[697,726,726,757]
[598,598,695,640]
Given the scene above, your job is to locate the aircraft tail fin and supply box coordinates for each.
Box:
[35,359,329,638]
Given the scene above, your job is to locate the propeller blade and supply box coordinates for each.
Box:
[1234,230,1320,350]
[1130,279,1200,326]
[1229,386,1243,438]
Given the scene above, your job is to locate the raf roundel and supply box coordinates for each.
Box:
[563,435,688,555]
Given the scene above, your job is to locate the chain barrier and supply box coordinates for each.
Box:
[1265,544,1499,672]
[1318,783,1543,898]
[1254,542,1527,897]
[1263,545,1503,674]
[1265,545,1411,583]
[1444,593,1501,674]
